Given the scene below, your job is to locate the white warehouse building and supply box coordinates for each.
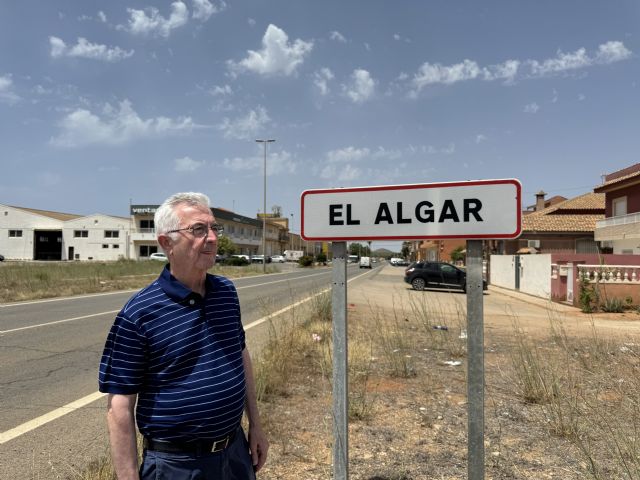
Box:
[0,204,130,261]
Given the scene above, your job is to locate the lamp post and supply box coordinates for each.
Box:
[256,139,275,273]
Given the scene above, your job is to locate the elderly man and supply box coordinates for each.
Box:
[99,192,268,479]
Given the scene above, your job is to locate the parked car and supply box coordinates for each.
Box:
[0,254,4,262]
[404,261,487,292]
[251,254,271,264]
[359,256,372,269]
[149,252,168,262]
[270,255,286,263]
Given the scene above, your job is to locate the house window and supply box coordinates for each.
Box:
[103,244,109,249]
[105,230,119,238]
[74,230,88,238]
[527,240,540,248]
[613,196,627,217]
[113,244,120,249]
[8,230,23,237]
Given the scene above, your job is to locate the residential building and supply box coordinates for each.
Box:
[503,192,605,254]
[594,162,640,254]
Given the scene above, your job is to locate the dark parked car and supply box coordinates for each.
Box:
[404,261,487,292]
[0,254,4,262]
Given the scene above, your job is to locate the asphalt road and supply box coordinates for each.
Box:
[0,262,376,479]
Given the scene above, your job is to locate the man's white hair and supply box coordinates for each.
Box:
[154,192,211,240]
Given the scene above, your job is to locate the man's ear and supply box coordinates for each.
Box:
[158,234,173,253]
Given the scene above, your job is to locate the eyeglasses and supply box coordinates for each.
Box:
[166,223,224,238]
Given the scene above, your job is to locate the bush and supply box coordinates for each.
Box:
[578,276,598,313]
[601,297,624,313]
[298,255,314,267]
[315,253,327,264]
[223,257,249,266]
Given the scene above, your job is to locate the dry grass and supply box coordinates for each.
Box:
[0,260,278,303]
[75,286,640,479]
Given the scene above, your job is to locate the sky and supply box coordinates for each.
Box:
[1,1,639,251]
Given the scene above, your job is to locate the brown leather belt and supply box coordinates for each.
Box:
[143,429,236,455]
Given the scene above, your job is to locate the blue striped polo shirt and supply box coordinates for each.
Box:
[98,266,247,441]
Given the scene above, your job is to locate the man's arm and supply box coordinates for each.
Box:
[107,393,139,480]
[242,348,269,472]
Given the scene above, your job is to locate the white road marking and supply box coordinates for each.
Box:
[0,391,106,444]
[0,310,120,334]
[0,267,376,443]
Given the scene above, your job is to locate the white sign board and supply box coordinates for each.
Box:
[301,179,521,241]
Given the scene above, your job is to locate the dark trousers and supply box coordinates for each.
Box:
[140,427,256,480]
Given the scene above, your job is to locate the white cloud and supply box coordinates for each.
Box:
[222,150,296,175]
[528,48,590,77]
[330,31,346,43]
[0,74,20,104]
[124,1,189,37]
[483,59,520,83]
[524,102,540,114]
[98,11,107,23]
[578,93,586,101]
[475,134,487,144]
[49,36,134,62]
[326,146,370,163]
[409,40,632,94]
[313,68,334,95]
[192,0,224,21]
[413,59,481,90]
[228,24,313,76]
[218,106,270,140]
[51,100,196,147]
[320,163,362,182]
[175,156,205,172]
[210,84,232,96]
[343,69,375,103]
[595,40,632,63]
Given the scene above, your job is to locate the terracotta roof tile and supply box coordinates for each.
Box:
[522,192,604,232]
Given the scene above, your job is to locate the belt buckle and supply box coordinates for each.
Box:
[211,436,229,452]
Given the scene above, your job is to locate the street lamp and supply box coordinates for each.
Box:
[256,139,275,273]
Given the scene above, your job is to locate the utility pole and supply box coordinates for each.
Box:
[256,139,275,273]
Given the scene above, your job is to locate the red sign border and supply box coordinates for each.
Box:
[300,178,522,241]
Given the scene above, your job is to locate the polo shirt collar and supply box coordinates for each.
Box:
[158,265,217,302]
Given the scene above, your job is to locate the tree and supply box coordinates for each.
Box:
[450,246,466,263]
[216,235,237,256]
[349,242,371,257]
[401,241,411,259]
[271,205,282,217]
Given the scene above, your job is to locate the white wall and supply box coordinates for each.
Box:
[490,254,516,289]
[0,205,63,260]
[519,254,552,298]
[63,215,129,261]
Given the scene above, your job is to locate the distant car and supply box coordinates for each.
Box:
[270,255,286,263]
[232,254,250,261]
[0,254,4,262]
[251,255,271,264]
[359,256,372,269]
[149,252,168,262]
[404,261,487,292]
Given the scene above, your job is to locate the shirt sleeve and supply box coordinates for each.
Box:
[98,311,147,394]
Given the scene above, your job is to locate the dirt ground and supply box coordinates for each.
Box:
[255,264,640,480]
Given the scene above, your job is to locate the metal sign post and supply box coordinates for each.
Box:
[466,239,484,480]
[331,241,349,479]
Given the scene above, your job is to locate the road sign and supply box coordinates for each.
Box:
[301,179,521,241]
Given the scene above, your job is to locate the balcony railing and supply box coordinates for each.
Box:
[578,264,640,283]
[596,211,640,228]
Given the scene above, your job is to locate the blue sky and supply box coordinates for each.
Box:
[1,1,638,250]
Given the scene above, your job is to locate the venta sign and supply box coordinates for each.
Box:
[301,179,522,241]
